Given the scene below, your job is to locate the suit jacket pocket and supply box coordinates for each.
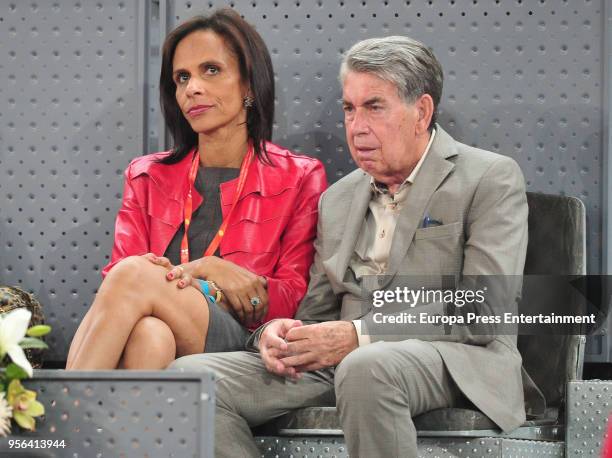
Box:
[410,222,464,275]
[414,221,462,240]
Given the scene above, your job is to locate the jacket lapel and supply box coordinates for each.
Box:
[335,172,372,285]
[379,128,457,289]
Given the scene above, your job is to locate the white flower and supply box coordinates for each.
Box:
[0,308,33,376]
[0,392,12,437]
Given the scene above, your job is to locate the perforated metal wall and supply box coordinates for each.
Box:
[255,436,565,457]
[0,370,215,457]
[169,0,604,270]
[0,0,146,361]
[566,380,612,457]
[0,1,607,361]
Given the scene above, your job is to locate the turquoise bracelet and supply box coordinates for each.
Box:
[198,279,216,304]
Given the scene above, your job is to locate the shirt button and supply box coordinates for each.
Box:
[379,229,386,238]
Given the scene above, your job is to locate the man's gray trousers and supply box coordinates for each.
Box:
[170,339,461,458]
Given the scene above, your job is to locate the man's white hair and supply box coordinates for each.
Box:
[339,36,443,128]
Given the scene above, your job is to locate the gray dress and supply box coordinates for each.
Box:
[164,166,251,352]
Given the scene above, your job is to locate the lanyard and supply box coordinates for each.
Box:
[180,145,254,264]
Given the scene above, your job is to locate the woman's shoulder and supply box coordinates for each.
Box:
[125,151,184,179]
[258,142,327,194]
[262,142,324,174]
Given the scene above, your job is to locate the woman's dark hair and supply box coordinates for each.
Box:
[158,8,274,164]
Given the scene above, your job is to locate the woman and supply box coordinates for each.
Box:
[66,9,327,370]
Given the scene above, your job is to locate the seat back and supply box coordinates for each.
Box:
[519,192,586,410]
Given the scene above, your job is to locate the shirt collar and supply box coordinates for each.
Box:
[370,128,436,195]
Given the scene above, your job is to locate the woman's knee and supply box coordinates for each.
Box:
[135,317,175,350]
[123,317,176,368]
[96,256,167,310]
[102,256,156,289]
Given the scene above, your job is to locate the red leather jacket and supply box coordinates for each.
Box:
[103,142,327,326]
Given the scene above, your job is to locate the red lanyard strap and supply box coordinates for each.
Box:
[180,145,254,264]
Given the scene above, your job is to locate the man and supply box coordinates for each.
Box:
[170,36,541,457]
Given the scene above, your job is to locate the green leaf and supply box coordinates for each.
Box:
[19,337,48,350]
[26,325,51,337]
[25,400,45,417]
[5,363,29,380]
[13,411,36,431]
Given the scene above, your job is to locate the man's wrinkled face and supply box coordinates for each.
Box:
[342,71,423,185]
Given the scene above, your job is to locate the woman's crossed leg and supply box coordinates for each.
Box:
[66,255,210,370]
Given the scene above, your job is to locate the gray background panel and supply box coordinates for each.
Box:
[0,0,607,361]
[0,0,144,361]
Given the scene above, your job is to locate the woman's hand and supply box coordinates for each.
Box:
[198,256,268,327]
[142,253,268,327]
[142,253,200,289]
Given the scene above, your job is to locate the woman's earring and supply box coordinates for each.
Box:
[243,95,254,108]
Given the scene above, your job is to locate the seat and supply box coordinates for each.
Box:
[262,192,587,442]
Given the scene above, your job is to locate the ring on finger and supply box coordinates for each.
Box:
[250,296,262,308]
[175,265,185,276]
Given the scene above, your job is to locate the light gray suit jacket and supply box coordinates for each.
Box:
[294,125,543,432]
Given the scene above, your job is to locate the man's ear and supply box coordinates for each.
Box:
[415,94,434,134]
